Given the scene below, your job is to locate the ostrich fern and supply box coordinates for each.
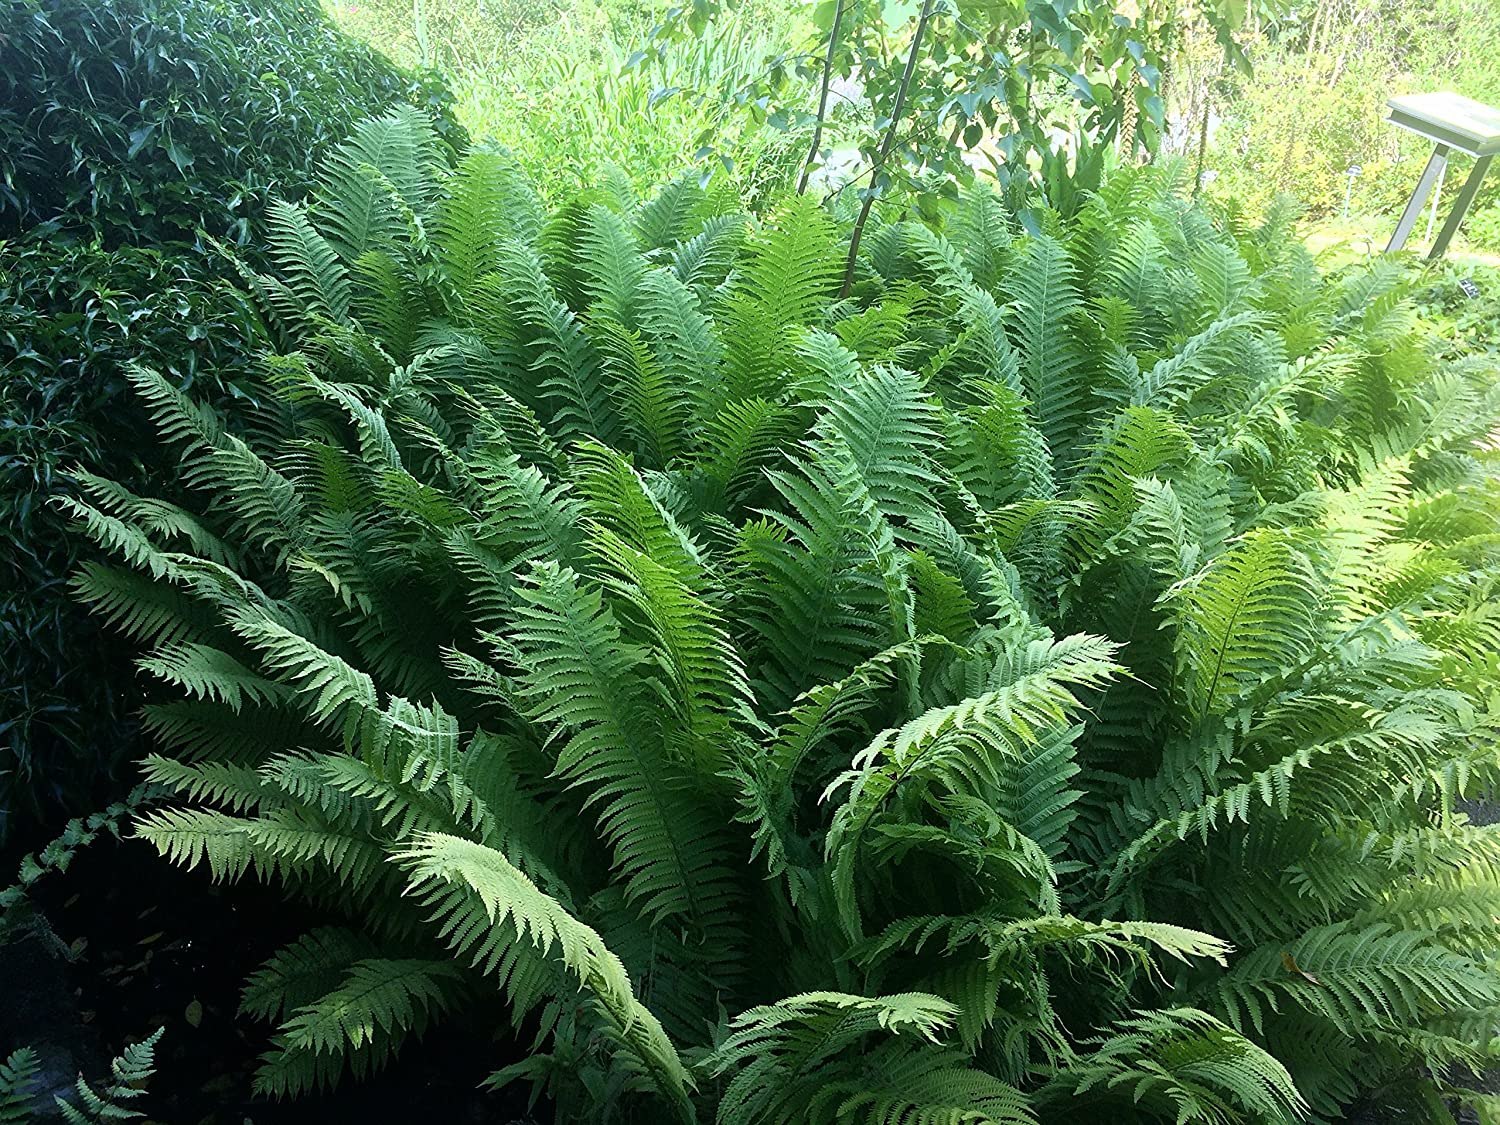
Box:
[70,107,1500,1122]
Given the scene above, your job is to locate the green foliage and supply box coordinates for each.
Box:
[0,1049,41,1124]
[55,1029,163,1125]
[0,0,466,842]
[74,112,1500,1121]
[701,992,1037,1124]
[1415,261,1500,360]
[0,0,459,242]
[1204,0,1500,236]
[0,239,263,837]
[1039,1008,1304,1124]
[643,0,1258,231]
[331,0,809,204]
[0,784,154,933]
[1469,202,1500,255]
[0,1031,164,1125]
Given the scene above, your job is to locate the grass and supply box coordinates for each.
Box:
[1300,212,1500,270]
[324,0,816,202]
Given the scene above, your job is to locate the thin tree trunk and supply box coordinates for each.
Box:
[798,0,846,194]
[1191,90,1211,199]
[838,0,936,298]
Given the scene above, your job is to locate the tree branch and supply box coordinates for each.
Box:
[838,0,937,298]
[798,0,847,195]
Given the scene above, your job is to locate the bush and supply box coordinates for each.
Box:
[1414,260,1500,359]
[0,235,266,834]
[1467,201,1500,253]
[70,110,1500,1120]
[0,0,465,843]
[0,0,461,243]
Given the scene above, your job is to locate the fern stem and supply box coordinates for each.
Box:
[838,0,937,298]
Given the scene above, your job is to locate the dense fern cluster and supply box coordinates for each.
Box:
[71,108,1500,1122]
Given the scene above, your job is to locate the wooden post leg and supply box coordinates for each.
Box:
[1428,154,1494,260]
[1387,144,1449,252]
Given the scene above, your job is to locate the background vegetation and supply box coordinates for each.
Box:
[327,0,811,201]
[1196,0,1500,252]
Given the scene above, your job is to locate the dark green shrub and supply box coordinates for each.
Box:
[0,0,465,844]
[0,235,263,831]
[0,0,462,243]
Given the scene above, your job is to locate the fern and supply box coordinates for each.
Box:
[264,958,460,1088]
[719,192,840,401]
[0,1049,40,1124]
[1039,1009,1304,1124]
[264,199,352,325]
[1168,529,1322,721]
[702,993,1034,1125]
[56,1029,163,1125]
[314,106,439,263]
[397,833,695,1117]
[1001,234,1088,465]
[67,111,1500,1122]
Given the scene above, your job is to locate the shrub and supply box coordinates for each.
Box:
[73,111,1500,1120]
[0,0,465,842]
[0,0,461,243]
[1467,201,1500,254]
[1414,260,1500,362]
[0,236,265,835]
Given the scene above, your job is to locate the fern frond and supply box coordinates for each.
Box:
[694,396,801,511]
[397,833,695,1118]
[636,172,706,251]
[1041,1008,1304,1124]
[1209,922,1500,1037]
[825,633,1119,936]
[265,198,352,324]
[488,243,619,443]
[138,642,288,712]
[275,957,459,1059]
[591,317,691,466]
[1167,530,1321,720]
[55,1028,163,1125]
[314,105,439,262]
[508,563,738,933]
[0,1048,40,1125]
[436,149,545,308]
[578,203,648,327]
[1001,235,1087,465]
[228,610,379,727]
[811,363,945,523]
[720,194,839,401]
[241,928,385,1023]
[703,993,1034,1125]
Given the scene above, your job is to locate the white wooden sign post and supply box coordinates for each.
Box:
[1383,92,1500,259]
